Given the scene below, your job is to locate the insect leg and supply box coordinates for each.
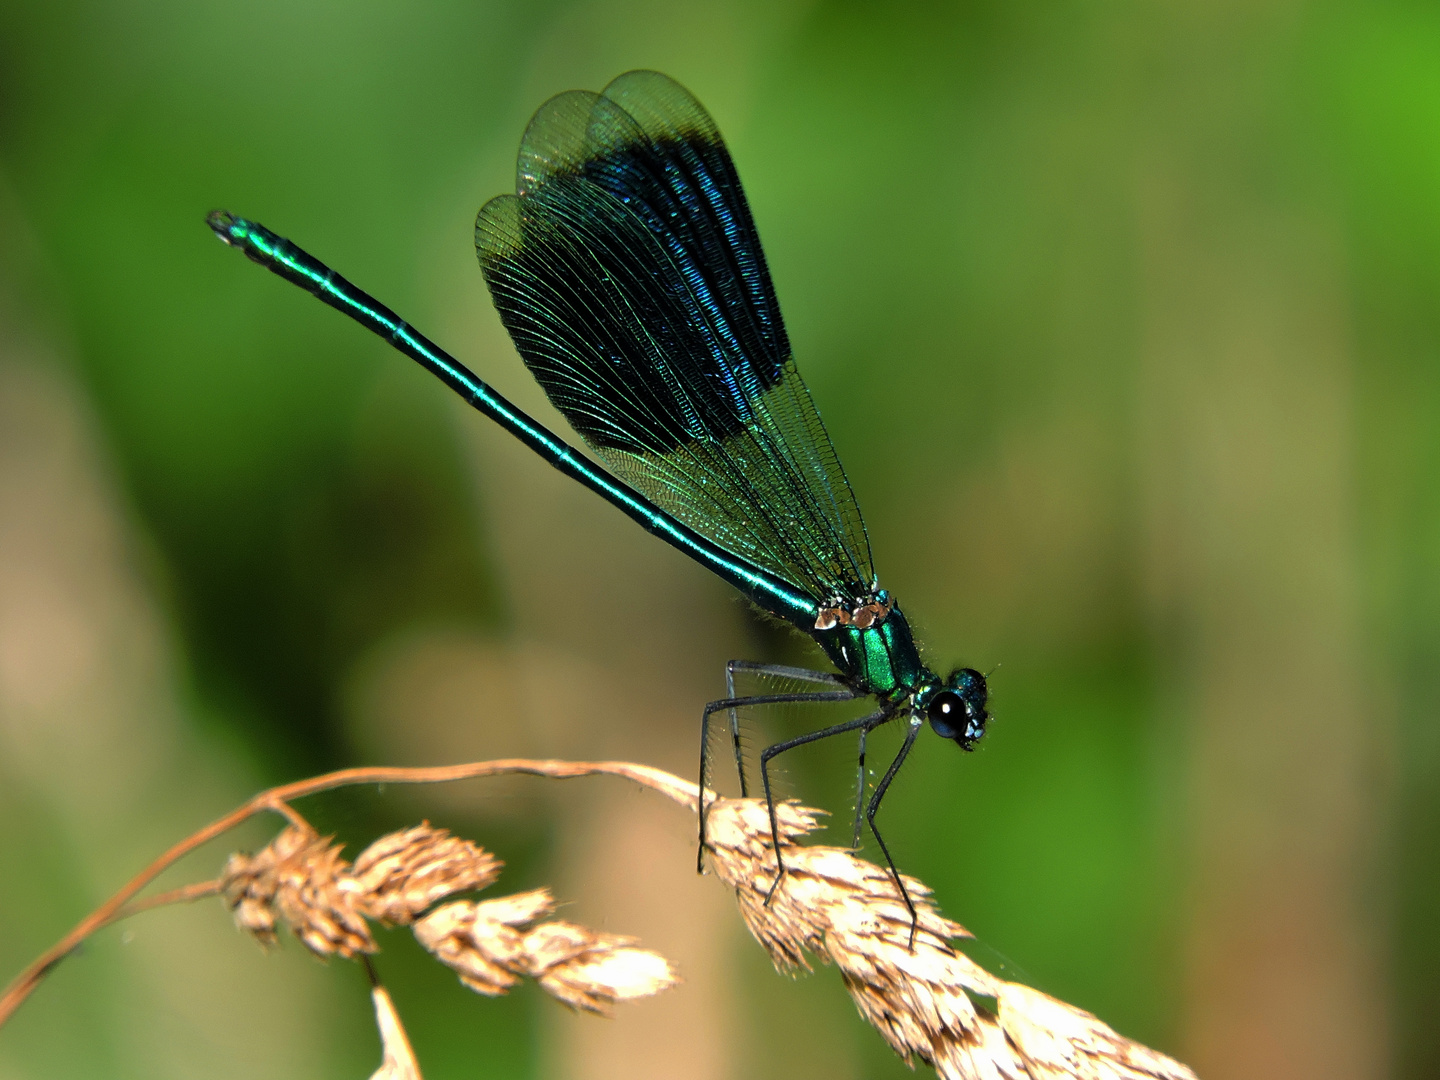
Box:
[698,688,856,873]
[725,661,847,797]
[851,724,870,850]
[865,715,923,948]
[757,706,891,903]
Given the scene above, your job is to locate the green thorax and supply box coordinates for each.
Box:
[813,601,932,700]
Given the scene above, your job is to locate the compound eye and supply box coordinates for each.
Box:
[926,689,965,739]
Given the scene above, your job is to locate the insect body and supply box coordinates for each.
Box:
[209,70,990,939]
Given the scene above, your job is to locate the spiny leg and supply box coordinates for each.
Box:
[865,715,924,948]
[698,687,857,873]
[757,706,891,903]
[725,661,847,798]
[850,712,894,849]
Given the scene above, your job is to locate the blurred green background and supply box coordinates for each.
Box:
[0,1,1433,1078]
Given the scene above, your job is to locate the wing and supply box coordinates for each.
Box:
[475,70,873,603]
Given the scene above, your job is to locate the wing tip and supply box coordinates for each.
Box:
[475,193,524,266]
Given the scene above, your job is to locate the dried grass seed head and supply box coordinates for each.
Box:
[272,827,376,958]
[220,845,282,948]
[525,921,681,1015]
[222,818,677,1016]
[413,888,678,1015]
[413,889,556,996]
[220,822,510,959]
[703,798,1196,1080]
[351,823,501,926]
[221,825,374,957]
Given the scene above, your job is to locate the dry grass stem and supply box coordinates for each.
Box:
[5,757,1198,1080]
[703,797,1198,1080]
[369,985,423,1080]
[101,880,222,928]
[1,759,685,1026]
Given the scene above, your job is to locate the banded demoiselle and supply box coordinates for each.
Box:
[208,71,990,936]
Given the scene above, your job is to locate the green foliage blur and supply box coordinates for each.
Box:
[0,1,1436,1079]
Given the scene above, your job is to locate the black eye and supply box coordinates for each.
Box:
[926,690,965,739]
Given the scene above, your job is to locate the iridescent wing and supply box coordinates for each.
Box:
[475,70,873,604]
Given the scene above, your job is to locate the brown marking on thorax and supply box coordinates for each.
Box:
[813,593,893,631]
